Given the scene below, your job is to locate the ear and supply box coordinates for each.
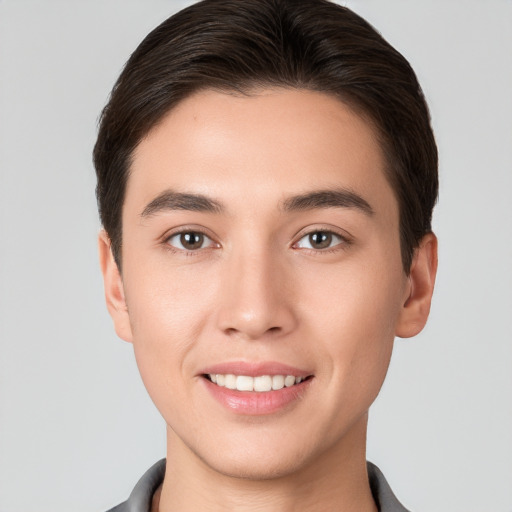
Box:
[98,230,133,343]
[395,232,438,338]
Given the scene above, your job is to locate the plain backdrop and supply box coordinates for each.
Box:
[1,1,511,511]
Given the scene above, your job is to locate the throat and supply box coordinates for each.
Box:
[160,418,377,512]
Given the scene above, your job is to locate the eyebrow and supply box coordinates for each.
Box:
[281,189,374,216]
[141,187,374,218]
[141,190,224,217]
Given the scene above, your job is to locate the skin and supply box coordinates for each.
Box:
[99,88,437,511]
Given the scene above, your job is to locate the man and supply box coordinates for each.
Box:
[94,0,438,510]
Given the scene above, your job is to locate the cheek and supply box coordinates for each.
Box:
[298,256,405,385]
[300,255,404,331]
[123,261,220,401]
[125,259,218,339]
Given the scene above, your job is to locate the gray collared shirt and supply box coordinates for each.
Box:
[106,459,410,512]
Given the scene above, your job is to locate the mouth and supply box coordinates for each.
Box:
[199,362,314,414]
[204,373,312,392]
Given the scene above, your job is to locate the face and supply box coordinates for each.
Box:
[100,88,433,480]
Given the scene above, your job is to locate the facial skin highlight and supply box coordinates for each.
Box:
[99,88,437,511]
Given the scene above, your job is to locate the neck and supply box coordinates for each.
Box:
[156,414,377,512]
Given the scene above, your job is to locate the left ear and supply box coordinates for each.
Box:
[395,232,438,338]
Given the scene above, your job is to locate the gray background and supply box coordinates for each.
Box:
[1,1,511,511]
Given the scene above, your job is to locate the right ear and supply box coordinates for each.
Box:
[98,230,133,343]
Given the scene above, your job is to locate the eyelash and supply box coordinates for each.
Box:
[163,227,218,256]
[293,229,351,254]
[162,227,351,256]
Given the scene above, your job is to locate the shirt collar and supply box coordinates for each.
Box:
[109,458,410,512]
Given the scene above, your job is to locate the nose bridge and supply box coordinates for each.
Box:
[217,239,295,339]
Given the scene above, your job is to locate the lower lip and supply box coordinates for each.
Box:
[202,377,312,415]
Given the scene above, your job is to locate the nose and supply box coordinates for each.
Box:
[216,245,298,340]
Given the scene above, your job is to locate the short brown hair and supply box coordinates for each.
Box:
[93,0,438,272]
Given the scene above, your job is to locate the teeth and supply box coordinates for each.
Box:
[272,375,284,390]
[224,374,237,390]
[236,375,253,391]
[208,374,306,392]
[254,375,272,392]
[284,375,296,387]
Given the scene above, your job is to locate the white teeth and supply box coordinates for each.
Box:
[254,375,272,392]
[236,375,254,391]
[208,373,307,392]
[284,375,296,387]
[224,374,237,390]
[272,375,285,390]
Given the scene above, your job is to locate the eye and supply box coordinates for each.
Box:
[166,231,215,251]
[295,230,345,250]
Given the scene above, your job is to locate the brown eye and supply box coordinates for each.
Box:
[295,230,344,251]
[167,231,212,251]
[308,231,332,249]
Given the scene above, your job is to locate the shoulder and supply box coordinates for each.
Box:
[105,459,166,512]
[367,461,411,512]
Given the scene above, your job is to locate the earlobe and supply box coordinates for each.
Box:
[395,232,438,338]
[98,230,133,343]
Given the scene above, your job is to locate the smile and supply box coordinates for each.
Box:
[207,374,306,392]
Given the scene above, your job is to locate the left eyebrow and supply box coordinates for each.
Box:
[280,188,374,216]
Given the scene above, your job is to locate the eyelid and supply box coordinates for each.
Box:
[160,224,352,254]
[292,226,353,251]
[162,226,220,253]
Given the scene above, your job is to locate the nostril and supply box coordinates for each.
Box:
[223,325,282,338]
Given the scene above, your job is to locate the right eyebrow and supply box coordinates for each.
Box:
[141,189,224,218]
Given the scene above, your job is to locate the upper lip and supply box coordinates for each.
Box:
[199,361,312,378]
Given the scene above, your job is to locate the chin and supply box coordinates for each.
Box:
[201,449,307,481]
[187,424,331,482]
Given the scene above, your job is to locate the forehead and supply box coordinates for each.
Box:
[127,88,397,222]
